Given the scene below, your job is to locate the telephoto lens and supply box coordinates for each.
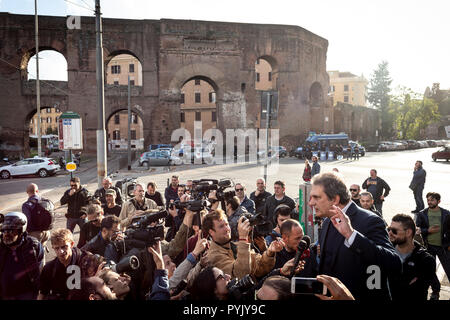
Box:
[109,255,140,274]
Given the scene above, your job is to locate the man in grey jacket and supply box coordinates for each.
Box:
[311,156,321,177]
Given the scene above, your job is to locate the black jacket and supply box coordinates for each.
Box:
[250,190,272,214]
[60,187,91,219]
[0,234,43,300]
[409,168,426,191]
[263,195,296,229]
[82,233,110,257]
[94,186,123,205]
[390,241,436,301]
[416,207,450,248]
[362,176,391,204]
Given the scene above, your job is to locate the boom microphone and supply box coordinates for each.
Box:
[289,235,311,277]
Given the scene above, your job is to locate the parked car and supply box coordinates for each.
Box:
[139,150,180,167]
[148,144,173,151]
[0,156,59,179]
[432,146,450,161]
[391,141,406,150]
[426,140,438,147]
[406,140,420,149]
[393,140,408,150]
[435,140,448,147]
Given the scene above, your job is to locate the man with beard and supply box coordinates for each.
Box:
[82,215,123,257]
[416,192,450,300]
[60,177,91,233]
[250,178,272,214]
[349,184,361,207]
[0,212,44,300]
[388,214,435,301]
[164,175,180,207]
[38,228,88,300]
[77,204,104,248]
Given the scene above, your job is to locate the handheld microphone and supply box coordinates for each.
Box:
[290,235,311,277]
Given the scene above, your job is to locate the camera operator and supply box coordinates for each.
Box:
[0,212,44,300]
[204,210,283,280]
[119,183,159,228]
[225,196,250,242]
[165,185,187,242]
[77,204,104,248]
[189,266,231,300]
[82,215,122,256]
[38,228,88,300]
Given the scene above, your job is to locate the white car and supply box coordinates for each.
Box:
[0,156,60,179]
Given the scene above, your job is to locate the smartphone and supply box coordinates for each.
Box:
[291,277,327,295]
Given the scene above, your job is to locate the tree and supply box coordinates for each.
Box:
[368,61,393,138]
[390,87,440,139]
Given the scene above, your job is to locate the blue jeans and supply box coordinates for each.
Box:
[413,188,424,211]
[66,217,86,233]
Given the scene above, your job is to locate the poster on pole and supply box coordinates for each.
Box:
[445,125,450,138]
[58,112,83,150]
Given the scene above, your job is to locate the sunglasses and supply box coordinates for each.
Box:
[349,189,358,192]
[235,188,244,192]
[387,227,405,235]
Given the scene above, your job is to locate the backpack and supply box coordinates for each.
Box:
[30,197,55,231]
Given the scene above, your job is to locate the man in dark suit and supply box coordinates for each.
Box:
[309,173,401,301]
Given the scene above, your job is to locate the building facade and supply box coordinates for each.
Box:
[328,71,368,107]
[29,107,61,135]
[106,54,142,86]
[106,111,144,150]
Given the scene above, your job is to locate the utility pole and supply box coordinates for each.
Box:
[264,92,271,184]
[35,0,42,157]
[95,0,107,187]
[127,75,131,170]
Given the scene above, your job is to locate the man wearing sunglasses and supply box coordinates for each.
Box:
[388,214,435,301]
[77,204,104,248]
[349,184,361,207]
[234,183,255,214]
[60,177,91,233]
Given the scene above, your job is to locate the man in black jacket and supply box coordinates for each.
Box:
[362,169,391,215]
[77,204,104,248]
[263,180,296,229]
[82,215,122,256]
[60,177,91,233]
[388,214,435,301]
[409,160,426,213]
[250,178,272,214]
[0,212,44,300]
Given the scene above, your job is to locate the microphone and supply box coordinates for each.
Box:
[289,235,311,277]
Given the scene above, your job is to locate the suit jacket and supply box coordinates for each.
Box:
[318,202,401,301]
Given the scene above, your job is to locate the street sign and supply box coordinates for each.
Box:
[58,112,83,150]
[66,162,77,172]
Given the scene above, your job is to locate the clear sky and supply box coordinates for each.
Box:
[1,0,449,94]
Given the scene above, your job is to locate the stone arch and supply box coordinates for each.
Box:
[309,81,324,107]
[169,63,227,93]
[105,50,143,86]
[255,55,279,91]
[20,46,68,80]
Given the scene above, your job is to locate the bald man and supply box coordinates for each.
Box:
[349,184,361,207]
[22,183,51,256]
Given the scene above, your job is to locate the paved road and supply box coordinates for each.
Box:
[1,147,449,299]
